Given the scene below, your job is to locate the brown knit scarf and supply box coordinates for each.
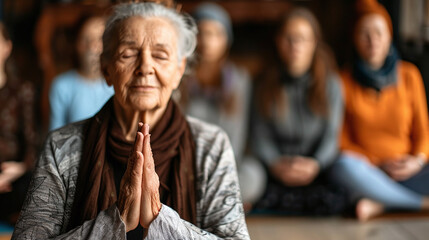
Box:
[69,98,197,229]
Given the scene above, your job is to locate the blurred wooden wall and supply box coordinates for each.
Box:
[2,0,401,133]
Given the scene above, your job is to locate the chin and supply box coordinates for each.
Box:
[366,56,384,68]
[128,97,159,112]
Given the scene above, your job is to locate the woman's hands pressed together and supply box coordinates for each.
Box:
[117,123,162,232]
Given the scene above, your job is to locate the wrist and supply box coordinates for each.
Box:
[153,202,162,218]
[116,202,126,220]
[416,153,427,167]
[417,157,426,167]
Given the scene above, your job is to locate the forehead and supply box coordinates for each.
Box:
[198,20,225,33]
[117,16,178,46]
[358,14,389,31]
[80,17,105,37]
[280,17,314,38]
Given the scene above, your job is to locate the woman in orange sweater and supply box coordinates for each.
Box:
[331,0,429,221]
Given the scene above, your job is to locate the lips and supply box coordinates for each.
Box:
[129,85,157,92]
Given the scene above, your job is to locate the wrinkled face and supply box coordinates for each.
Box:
[102,16,186,112]
[197,20,228,62]
[355,14,391,69]
[77,17,105,69]
[277,17,316,77]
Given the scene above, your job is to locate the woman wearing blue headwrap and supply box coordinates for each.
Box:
[176,2,266,207]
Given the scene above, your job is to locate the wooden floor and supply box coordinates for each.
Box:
[2,216,429,239]
[0,235,10,240]
[246,216,429,240]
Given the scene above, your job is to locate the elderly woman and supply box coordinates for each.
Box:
[331,0,429,221]
[251,8,345,215]
[12,2,249,239]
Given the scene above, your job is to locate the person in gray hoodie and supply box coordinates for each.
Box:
[251,7,345,215]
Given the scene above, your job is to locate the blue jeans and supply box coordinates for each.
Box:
[329,153,429,210]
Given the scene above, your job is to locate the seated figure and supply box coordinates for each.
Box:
[49,14,114,130]
[251,7,345,215]
[331,0,429,221]
[13,2,249,239]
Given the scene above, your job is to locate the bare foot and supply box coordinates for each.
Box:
[356,198,384,222]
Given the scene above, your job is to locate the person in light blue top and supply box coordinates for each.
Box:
[49,70,114,130]
[49,15,113,130]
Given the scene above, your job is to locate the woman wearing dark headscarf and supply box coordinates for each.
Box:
[251,8,345,215]
[13,2,249,239]
[331,0,429,221]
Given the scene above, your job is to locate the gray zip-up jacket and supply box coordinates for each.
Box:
[252,73,343,169]
[12,117,249,240]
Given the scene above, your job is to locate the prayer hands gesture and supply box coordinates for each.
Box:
[117,123,162,232]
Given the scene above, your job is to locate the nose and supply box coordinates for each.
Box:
[367,33,379,48]
[286,36,303,51]
[135,52,154,76]
[90,39,103,55]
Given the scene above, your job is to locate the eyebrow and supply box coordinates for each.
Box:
[118,40,137,46]
[117,41,173,52]
[153,43,172,51]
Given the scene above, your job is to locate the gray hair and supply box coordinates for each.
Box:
[102,2,197,62]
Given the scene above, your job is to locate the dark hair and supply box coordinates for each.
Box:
[258,7,337,118]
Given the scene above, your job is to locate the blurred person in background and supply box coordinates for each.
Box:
[331,0,429,221]
[176,2,265,208]
[49,14,114,130]
[251,7,345,215]
[0,22,37,224]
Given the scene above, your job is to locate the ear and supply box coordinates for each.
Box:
[100,57,112,86]
[76,36,85,56]
[172,58,187,90]
[4,40,12,58]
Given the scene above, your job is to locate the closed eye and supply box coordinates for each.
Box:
[121,49,138,59]
[152,51,169,60]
